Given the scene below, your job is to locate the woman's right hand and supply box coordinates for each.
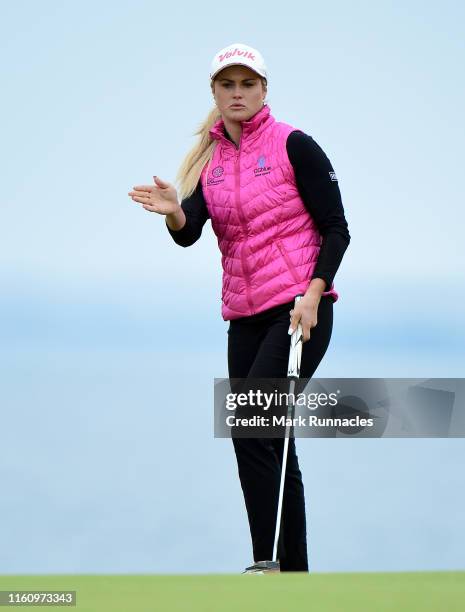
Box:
[128,176,180,215]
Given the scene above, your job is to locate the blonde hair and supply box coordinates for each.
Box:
[175,106,221,201]
[175,76,267,201]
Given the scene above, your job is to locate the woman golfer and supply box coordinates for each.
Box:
[128,43,350,573]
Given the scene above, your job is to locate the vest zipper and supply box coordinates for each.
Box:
[234,139,256,315]
[276,239,300,284]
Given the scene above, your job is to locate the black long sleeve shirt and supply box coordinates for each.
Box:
[166,130,350,291]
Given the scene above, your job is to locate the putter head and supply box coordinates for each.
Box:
[242,560,280,574]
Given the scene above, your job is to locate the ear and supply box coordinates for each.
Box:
[262,79,268,96]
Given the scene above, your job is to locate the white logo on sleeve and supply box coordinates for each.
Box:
[329,171,338,182]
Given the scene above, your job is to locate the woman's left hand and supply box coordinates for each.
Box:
[288,294,320,343]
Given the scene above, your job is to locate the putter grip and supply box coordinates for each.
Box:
[287,294,304,378]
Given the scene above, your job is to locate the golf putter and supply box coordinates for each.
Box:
[242,295,304,575]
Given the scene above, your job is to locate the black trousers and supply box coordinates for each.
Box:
[227,295,334,572]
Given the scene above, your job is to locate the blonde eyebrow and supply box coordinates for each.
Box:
[219,78,257,83]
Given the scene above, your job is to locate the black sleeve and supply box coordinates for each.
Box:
[286,130,351,291]
[165,180,210,247]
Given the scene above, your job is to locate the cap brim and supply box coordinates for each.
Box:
[210,63,265,80]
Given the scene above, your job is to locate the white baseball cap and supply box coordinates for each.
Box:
[210,43,268,81]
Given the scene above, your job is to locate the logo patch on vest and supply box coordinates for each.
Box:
[329,171,338,182]
[207,165,225,186]
[254,155,272,177]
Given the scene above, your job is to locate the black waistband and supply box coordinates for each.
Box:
[231,300,296,325]
[230,295,333,325]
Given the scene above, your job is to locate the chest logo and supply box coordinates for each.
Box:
[207,165,225,186]
[254,155,272,177]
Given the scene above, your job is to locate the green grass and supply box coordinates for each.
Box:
[0,572,464,611]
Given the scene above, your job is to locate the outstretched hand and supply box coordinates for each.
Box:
[128,176,180,215]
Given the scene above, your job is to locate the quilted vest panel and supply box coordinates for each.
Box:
[200,104,338,321]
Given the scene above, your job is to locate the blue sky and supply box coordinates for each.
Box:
[1,0,464,573]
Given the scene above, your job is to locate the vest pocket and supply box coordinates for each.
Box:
[276,239,300,284]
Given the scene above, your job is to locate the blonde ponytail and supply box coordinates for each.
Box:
[175,106,221,201]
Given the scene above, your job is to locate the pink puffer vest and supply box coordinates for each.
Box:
[200,104,339,321]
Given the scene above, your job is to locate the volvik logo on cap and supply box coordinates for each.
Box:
[218,48,256,64]
[210,43,267,81]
